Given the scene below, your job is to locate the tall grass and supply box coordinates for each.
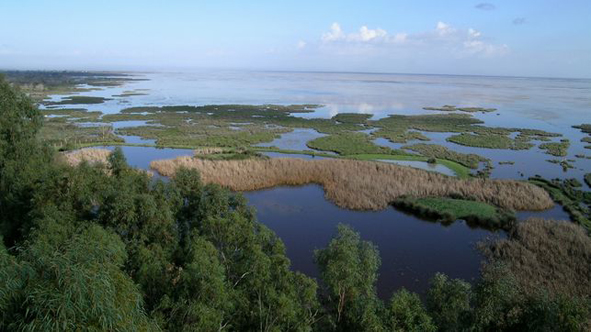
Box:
[62,148,112,166]
[480,218,591,298]
[150,157,553,211]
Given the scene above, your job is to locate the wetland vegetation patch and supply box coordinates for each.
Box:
[423,105,497,113]
[393,196,516,230]
[539,139,570,157]
[529,176,591,231]
[480,218,591,298]
[149,155,553,211]
[447,133,534,150]
[44,95,112,105]
[403,143,489,169]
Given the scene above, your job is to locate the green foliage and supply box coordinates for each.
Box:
[394,196,516,230]
[471,264,524,330]
[447,133,534,150]
[539,140,570,157]
[529,176,591,231]
[573,123,591,134]
[44,95,111,105]
[426,273,472,331]
[307,132,405,155]
[403,143,488,169]
[332,113,373,124]
[315,224,384,331]
[0,75,55,246]
[0,222,157,331]
[386,289,436,332]
[372,129,430,143]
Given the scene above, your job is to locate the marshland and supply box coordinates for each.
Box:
[14,69,587,292]
[2,69,591,329]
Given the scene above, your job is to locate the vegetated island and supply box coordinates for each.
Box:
[423,105,497,113]
[146,152,552,211]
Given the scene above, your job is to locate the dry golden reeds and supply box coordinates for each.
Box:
[481,218,591,298]
[62,148,112,167]
[150,157,553,211]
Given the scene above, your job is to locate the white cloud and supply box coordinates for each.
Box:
[468,28,481,39]
[351,26,388,42]
[322,22,345,42]
[322,22,389,43]
[463,40,509,56]
[317,21,508,57]
[436,21,455,36]
[297,40,306,49]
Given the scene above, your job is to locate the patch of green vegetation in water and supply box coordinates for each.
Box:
[529,176,591,231]
[393,196,515,230]
[447,133,534,150]
[423,105,497,113]
[45,96,112,105]
[348,154,471,178]
[403,143,489,169]
[307,132,407,155]
[372,129,430,143]
[331,113,373,124]
[539,139,570,157]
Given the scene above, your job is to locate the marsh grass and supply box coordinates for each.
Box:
[539,140,570,157]
[447,133,534,150]
[394,196,516,230]
[403,143,488,169]
[306,132,407,155]
[150,156,553,211]
[44,96,112,105]
[529,177,591,230]
[480,218,591,298]
[63,148,112,166]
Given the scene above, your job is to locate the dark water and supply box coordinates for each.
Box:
[244,184,498,298]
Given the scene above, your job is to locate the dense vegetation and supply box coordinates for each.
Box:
[529,176,591,231]
[1,76,590,330]
[393,196,516,230]
[2,70,139,102]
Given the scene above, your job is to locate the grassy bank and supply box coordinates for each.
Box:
[393,196,516,230]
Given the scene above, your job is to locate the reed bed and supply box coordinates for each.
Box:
[150,157,553,211]
[480,218,591,298]
[63,148,112,166]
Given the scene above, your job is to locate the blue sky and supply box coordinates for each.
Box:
[1,0,589,78]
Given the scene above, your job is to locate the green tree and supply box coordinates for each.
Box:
[426,273,472,331]
[0,221,157,331]
[107,146,128,176]
[386,289,436,332]
[0,76,54,246]
[471,264,523,331]
[315,224,384,332]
